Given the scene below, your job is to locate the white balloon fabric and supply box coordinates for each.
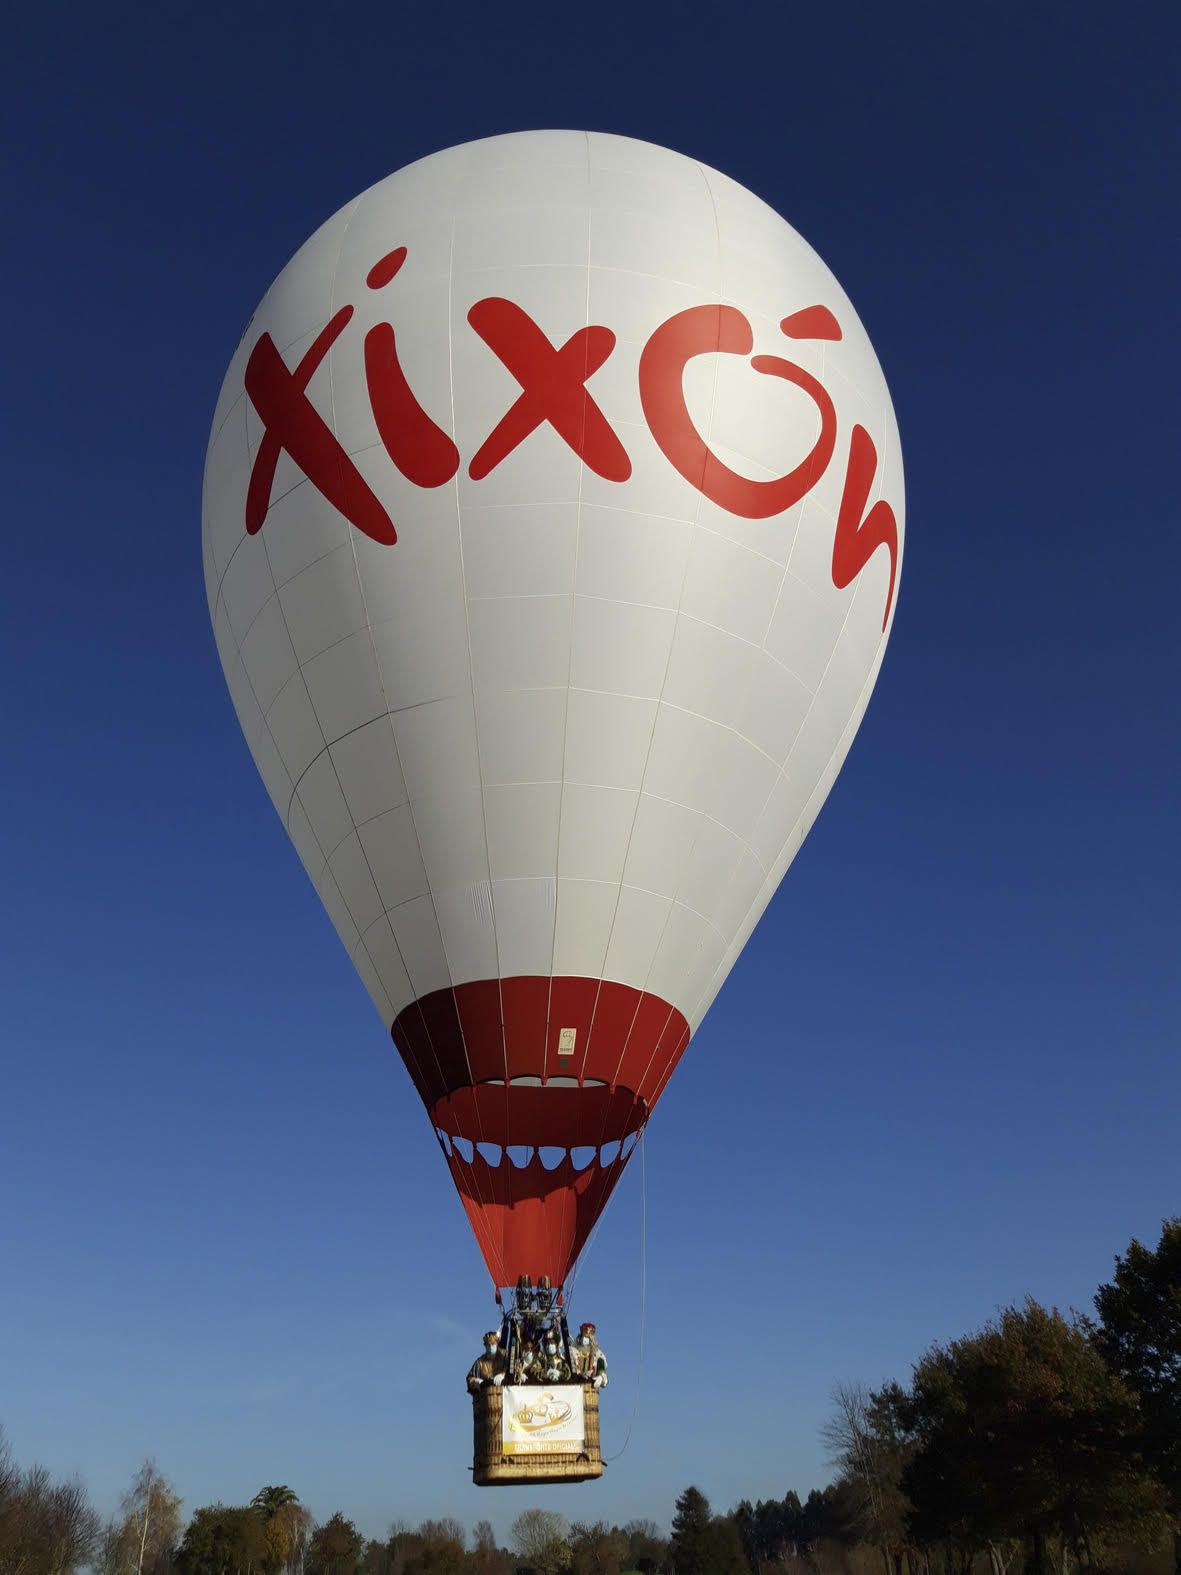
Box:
[203,131,904,1285]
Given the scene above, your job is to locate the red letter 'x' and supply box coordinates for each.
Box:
[467,299,631,482]
[244,307,396,545]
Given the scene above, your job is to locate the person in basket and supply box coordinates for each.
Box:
[466,1329,507,1392]
[571,1322,608,1387]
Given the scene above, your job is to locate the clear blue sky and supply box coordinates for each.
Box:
[2,0,1177,1545]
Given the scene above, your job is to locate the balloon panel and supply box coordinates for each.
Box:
[203,132,904,1285]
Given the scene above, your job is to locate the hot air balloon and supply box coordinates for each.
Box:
[203,131,903,1481]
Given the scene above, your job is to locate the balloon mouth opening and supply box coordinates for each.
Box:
[428,1075,648,1157]
[437,1130,640,1172]
[391,975,687,1285]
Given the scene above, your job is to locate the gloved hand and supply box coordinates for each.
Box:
[593,1375,606,1388]
[492,1373,505,1385]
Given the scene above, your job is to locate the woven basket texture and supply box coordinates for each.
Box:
[472,1385,603,1486]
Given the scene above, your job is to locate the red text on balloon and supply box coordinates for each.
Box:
[831,425,899,630]
[638,304,837,520]
[240,249,900,628]
[364,247,461,488]
[467,298,631,482]
[244,307,397,546]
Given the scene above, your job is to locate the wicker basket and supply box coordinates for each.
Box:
[472,1384,603,1486]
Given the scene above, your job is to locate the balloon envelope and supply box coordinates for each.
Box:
[203,132,904,1286]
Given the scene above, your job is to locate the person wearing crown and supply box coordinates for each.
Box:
[513,1335,543,1385]
[571,1322,608,1387]
[466,1329,507,1393]
[539,1327,571,1383]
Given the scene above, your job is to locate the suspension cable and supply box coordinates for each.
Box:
[603,1125,647,1462]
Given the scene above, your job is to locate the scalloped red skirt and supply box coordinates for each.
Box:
[391,975,690,1285]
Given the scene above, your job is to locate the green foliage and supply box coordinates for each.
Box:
[669,1489,747,1575]
[1094,1218,1181,1516]
[527,1540,570,1575]
[177,1505,269,1575]
[821,1381,909,1554]
[307,1515,364,1575]
[902,1299,1169,1554]
[568,1522,628,1575]
[669,1488,712,1575]
[252,1489,299,1521]
[697,1521,746,1575]
[244,1490,303,1575]
[402,1521,468,1575]
[621,1521,667,1575]
[4,1215,1179,1575]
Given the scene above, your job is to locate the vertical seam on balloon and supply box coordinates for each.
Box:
[589,156,726,1113]
[210,387,279,616]
[540,1146,558,1292]
[448,174,508,1285]
[212,535,251,633]
[678,332,868,1032]
[392,998,436,1111]
[630,224,857,1065]
[256,392,372,981]
[207,387,245,453]
[467,1155,506,1282]
[294,200,447,1104]
[214,400,331,979]
[212,402,279,696]
[208,407,253,624]
[551,136,641,1276]
[645,1022,691,1108]
[212,343,360,620]
[444,199,504,1110]
[436,179,502,1240]
[450,1152,505,1285]
[221,456,380,635]
[684,627,883,1036]
[622,161,802,1087]
[278,695,405,841]
[570,1158,608,1270]
[366,203,500,1243]
[545,130,595,1105]
[265,631,352,955]
[566,1140,631,1282]
[307,196,428,1054]
[669,387,900,1033]
[206,401,253,664]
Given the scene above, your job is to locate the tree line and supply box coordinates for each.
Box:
[0,1221,1174,1575]
[803,1218,1180,1575]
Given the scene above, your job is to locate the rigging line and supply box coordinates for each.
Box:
[603,1126,647,1463]
[575,1106,647,1268]
[565,1146,618,1282]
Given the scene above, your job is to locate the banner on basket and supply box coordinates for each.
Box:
[501,1386,585,1455]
